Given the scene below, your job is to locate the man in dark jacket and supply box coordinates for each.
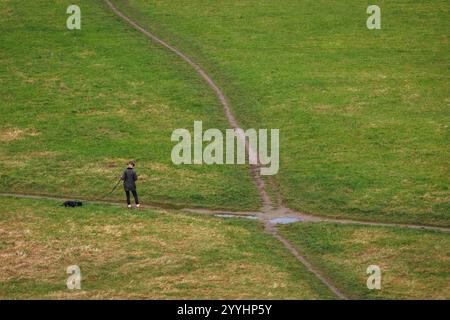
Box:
[121,161,140,208]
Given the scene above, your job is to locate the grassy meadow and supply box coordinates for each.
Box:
[0,0,259,210]
[279,222,450,299]
[0,0,449,300]
[115,0,450,226]
[0,197,336,299]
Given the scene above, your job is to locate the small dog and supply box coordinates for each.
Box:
[63,201,83,208]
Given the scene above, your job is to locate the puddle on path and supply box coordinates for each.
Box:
[215,214,258,220]
[270,217,303,224]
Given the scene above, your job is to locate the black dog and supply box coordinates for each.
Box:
[63,201,83,208]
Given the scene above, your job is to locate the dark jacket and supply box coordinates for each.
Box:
[121,168,138,191]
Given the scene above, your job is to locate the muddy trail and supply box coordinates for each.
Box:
[2,192,449,234]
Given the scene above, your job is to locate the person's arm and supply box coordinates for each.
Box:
[121,170,126,180]
[133,170,138,181]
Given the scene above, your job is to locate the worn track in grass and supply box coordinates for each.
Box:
[2,192,448,234]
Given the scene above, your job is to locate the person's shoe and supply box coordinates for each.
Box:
[127,205,132,209]
[136,204,141,208]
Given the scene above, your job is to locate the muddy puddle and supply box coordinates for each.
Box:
[214,214,258,220]
[269,217,303,224]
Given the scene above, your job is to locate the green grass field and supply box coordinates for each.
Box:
[0,197,336,299]
[0,0,449,300]
[115,0,450,226]
[279,222,450,299]
[0,0,259,210]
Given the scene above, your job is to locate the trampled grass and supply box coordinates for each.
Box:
[279,222,450,299]
[0,0,260,210]
[117,0,450,226]
[0,197,336,299]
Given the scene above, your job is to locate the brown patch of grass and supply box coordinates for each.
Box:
[313,104,360,115]
[95,127,124,139]
[0,151,59,169]
[26,151,60,158]
[78,50,96,58]
[421,191,450,204]
[0,199,328,299]
[313,104,333,113]
[0,156,28,168]
[148,162,170,171]
[0,127,40,142]
[115,107,128,115]
[0,215,56,281]
[343,229,390,245]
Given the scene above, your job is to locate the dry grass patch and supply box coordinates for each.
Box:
[0,127,39,142]
[0,197,334,299]
[280,222,450,299]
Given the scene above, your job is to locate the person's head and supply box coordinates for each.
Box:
[127,161,135,169]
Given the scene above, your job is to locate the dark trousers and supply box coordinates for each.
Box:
[125,190,139,205]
